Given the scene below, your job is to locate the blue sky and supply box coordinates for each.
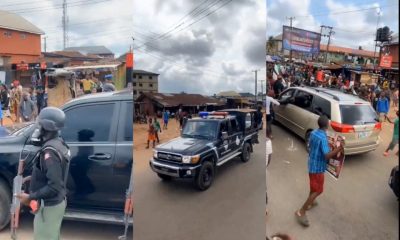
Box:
[267,0,399,51]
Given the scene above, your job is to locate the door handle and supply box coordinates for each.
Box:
[88,153,112,161]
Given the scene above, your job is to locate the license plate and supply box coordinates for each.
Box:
[358,131,371,139]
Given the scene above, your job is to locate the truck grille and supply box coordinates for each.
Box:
[157,152,182,162]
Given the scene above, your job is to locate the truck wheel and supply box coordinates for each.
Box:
[157,173,172,181]
[195,161,214,191]
[241,142,251,162]
[0,179,11,231]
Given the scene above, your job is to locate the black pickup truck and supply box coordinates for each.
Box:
[149,109,259,190]
[0,91,133,231]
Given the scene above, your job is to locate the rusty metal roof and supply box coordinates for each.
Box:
[137,92,225,107]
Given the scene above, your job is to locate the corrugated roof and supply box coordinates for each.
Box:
[217,91,241,97]
[320,44,376,58]
[137,92,225,107]
[64,46,113,55]
[0,10,44,34]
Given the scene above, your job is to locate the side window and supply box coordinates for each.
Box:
[119,102,133,141]
[293,91,313,110]
[219,121,228,137]
[245,113,252,129]
[312,96,331,119]
[62,103,115,142]
[228,119,239,135]
[279,89,295,101]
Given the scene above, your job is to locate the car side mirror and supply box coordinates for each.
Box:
[221,131,229,140]
[30,128,41,146]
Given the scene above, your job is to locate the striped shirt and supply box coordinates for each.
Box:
[308,129,330,173]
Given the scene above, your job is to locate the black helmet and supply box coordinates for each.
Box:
[37,107,65,131]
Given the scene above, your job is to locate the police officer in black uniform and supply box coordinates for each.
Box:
[17,107,70,240]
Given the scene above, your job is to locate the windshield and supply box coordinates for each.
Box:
[340,105,378,125]
[0,123,35,137]
[182,121,218,139]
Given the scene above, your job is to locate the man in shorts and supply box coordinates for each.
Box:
[295,115,343,227]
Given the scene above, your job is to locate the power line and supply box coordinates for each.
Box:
[0,0,111,14]
[295,4,397,18]
[135,0,232,50]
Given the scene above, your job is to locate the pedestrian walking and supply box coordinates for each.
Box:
[11,85,22,122]
[81,75,95,94]
[295,116,343,227]
[163,110,169,130]
[0,101,3,126]
[266,96,280,138]
[36,86,45,114]
[376,92,390,122]
[273,76,285,97]
[146,118,156,149]
[153,117,161,143]
[0,84,11,120]
[102,75,116,92]
[16,107,70,240]
[392,88,398,108]
[384,110,399,157]
[19,92,36,122]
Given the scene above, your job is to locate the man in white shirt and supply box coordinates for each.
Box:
[266,96,280,138]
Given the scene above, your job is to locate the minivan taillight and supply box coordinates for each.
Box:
[374,122,382,130]
[330,121,355,133]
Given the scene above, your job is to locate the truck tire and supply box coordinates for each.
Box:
[0,178,11,231]
[194,161,214,191]
[157,173,172,181]
[241,142,251,162]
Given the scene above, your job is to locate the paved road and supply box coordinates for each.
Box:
[0,214,131,240]
[266,119,399,239]
[133,122,266,240]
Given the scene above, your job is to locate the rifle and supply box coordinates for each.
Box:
[118,169,133,240]
[10,149,31,240]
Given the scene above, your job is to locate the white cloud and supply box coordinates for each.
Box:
[133,0,266,95]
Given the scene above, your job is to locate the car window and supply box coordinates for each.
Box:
[312,96,331,119]
[293,91,313,110]
[340,105,378,125]
[279,89,295,101]
[219,121,228,137]
[119,102,133,141]
[229,118,240,135]
[62,103,115,142]
[245,113,252,129]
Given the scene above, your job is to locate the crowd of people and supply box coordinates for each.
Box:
[78,73,116,94]
[0,81,47,126]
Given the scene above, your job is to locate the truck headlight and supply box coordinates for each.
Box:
[182,156,191,164]
[153,150,158,159]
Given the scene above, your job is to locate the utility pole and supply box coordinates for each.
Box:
[286,17,295,62]
[324,26,334,63]
[373,8,381,70]
[259,80,265,103]
[43,36,47,52]
[252,70,259,105]
[62,0,68,49]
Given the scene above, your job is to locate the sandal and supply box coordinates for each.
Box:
[306,201,318,210]
[295,211,310,227]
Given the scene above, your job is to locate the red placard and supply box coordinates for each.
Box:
[126,52,134,68]
[379,55,392,68]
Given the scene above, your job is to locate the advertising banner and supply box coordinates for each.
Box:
[327,135,345,179]
[379,55,393,68]
[282,26,321,54]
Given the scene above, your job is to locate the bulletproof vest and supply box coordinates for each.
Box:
[30,137,71,204]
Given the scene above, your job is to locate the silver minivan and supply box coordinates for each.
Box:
[273,87,381,155]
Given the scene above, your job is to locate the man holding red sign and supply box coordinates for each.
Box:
[295,116,343,227]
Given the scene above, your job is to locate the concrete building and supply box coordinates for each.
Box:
[0,10,44,85]
[132,70,159,100]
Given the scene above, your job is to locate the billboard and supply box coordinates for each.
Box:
[282,26,321,54]
[379,55,392,68]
